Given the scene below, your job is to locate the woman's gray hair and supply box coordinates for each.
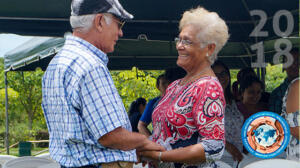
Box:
[70,13,112,33]
[179,7,229,64]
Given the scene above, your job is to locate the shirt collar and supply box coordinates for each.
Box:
[65,35,109,65]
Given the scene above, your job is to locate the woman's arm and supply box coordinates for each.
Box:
[286,80,299,140]
[141,143,205,164]
[138,121,151,137]
[141,140,224,164]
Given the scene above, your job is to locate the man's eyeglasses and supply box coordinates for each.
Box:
[174,37,193,46]
[113,18,125,30]
[103,14,125,30]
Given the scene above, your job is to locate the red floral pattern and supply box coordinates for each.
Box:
[152,76,225,144]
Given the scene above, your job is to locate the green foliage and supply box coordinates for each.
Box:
[0,58,4,88]
[0,88,19,124]
[5,70,44,130]
[265,64,286,92]
[112,67,163,110]
[0,122,36,144]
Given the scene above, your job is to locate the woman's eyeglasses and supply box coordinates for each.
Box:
[174,37,193,46]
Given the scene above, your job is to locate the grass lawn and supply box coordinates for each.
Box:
[0,147,48,157]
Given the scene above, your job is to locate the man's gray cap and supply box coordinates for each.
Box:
[71,0,133,20]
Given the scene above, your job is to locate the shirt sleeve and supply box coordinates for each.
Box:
[192,79,226,141]
[74,65,129,141]
[200,139,225,161]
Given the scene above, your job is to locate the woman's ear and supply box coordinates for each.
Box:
[207,43,216,56]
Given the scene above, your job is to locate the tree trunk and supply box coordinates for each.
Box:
[28,112,33,130]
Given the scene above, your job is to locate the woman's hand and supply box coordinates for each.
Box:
[140,150,160,161]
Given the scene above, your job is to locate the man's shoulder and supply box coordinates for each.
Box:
[53,45,107,73]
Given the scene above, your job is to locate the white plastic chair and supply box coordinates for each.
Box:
[0,155,18,168]
[238,152,288,168]
[37,162,60,168]
[3,156,56,168]
[244,159,300,168]
[238,154,263,168]
[35,153,51,160]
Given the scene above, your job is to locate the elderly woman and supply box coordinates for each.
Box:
[140,7,229,168]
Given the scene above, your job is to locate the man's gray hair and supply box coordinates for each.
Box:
[70,13,112,33]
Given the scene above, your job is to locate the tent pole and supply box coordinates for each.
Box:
[261,67,266,90]
[4,72,9,155]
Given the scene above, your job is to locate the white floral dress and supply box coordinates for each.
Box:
[281,78,300,161]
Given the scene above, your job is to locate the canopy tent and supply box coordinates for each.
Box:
[4,37,299,72]
[1,0,299,154]
[1,0,299,70]
[0,0,298,42]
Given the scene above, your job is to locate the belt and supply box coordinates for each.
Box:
[102,161,134,168]
[61,161,133,168]
[60,164,101,168]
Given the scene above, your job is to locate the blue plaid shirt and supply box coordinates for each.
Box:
[42,36,136,167]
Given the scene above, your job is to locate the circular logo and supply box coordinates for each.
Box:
[241,111,290,159]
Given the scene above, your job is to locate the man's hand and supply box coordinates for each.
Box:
[99,127,165,152]
[137,139,165,152]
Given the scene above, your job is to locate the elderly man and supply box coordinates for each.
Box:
[42,0,164,167]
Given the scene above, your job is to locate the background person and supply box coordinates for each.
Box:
[237,76,266,122]
[270,48,299,115]
[140,6,229,168]
[281,77,299,161]
[42,0,164,167]
[138,75,168,137]
[232,67,256,102]
[129,97,146,132]
[212,60,244,166]
[138,67,186,137]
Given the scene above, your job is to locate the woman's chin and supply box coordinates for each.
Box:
[176,60,186,69]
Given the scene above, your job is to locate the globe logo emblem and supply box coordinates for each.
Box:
[242,112,290,159]
[254,124,277,147]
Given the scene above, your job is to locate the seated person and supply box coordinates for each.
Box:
[237,76,267,121]
[129,97,146,132]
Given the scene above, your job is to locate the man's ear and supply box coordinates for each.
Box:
[94,14,104,32]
